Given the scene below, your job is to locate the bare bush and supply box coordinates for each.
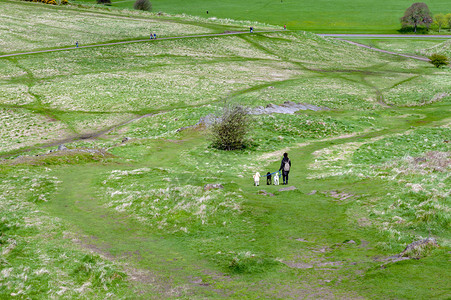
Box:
[133,0,152,11]
[211,105,251,151]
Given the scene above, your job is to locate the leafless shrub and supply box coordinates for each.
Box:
[133,0,152,11]
[211,105,251,151]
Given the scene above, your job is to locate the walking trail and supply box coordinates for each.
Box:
[320,33,451,62]
[2,32,446,62]
[0,30,281,59]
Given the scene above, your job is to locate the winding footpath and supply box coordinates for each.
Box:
[320,33,451,62]
[319,34,451,38]
[2,32,448,62]
[336,39,430,62]
[0,30,280,59]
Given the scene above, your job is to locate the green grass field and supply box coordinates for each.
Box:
[0,1,450,299]
[73,0,451,33]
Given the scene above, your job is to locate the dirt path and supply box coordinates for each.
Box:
[336,39,430,62]
[0,30,281,59]
[319,34,451,38]
[319,33,450,62]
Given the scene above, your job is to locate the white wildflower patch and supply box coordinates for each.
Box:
[420,39,451,58]
[108,168,151,180]
[385,74,451,106]
[309,142,364,178]
[406,183,424,193]
[101,168,243,233]
[312,126,450,246]
[33,60,300,113]
[0,84,34,105]
[0,169,127,298]
[235,76,376,110]
[0,1,214,53]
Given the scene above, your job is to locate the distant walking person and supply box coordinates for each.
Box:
[75,41,78,48]
[154,33,157,39]
[279,152,291,185]
[250,26,253,33]
[284,25,286,30]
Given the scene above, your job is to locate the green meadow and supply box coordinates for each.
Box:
[73,0,451,33]
[0,1,450,299]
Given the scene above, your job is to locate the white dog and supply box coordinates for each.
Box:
[273,172,280,186]
[253,172,260,186]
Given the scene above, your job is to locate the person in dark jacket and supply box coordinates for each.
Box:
[279,152,291,185]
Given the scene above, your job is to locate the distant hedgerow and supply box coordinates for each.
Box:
[21,0,68,5]
[133,0,152,11]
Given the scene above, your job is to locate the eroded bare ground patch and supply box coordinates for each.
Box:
[280,238,371,293]
[61,223,235,298]
[248,275,364,299]
[1,148,113,165]
[63,222,364,298]
[321,190,356,202]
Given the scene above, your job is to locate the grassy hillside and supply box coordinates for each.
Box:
[421,39,451,57]
[73,0,451,33]
[0,1,450,298]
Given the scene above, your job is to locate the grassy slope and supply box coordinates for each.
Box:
[73,0,451,33]
[0,0,253,54]
[0,1,450,299]
[344,38,448,56]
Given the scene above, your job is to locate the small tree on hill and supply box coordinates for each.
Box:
[134,0,152,11]
[429,54,449,68]
[400,3,433,33]
[446,13,451,31]
[211,105,250,151]
[433,13,447,32]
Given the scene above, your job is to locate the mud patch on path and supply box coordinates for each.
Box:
[250,101,329,115]
[322,190,356,201]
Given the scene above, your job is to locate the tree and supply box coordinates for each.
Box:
[429,54,449,68]
[400,3,433,33]
[446,13,451,31]
[210,105,251,151]
[133,0,152,11]
[97,0,111,4]
[433,13,447,32]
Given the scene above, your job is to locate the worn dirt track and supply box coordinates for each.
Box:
[0,30,282,59]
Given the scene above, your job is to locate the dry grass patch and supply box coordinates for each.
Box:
[0,108,69,154]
